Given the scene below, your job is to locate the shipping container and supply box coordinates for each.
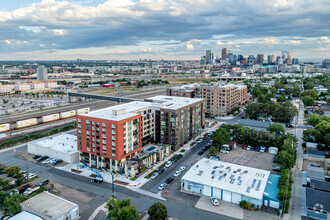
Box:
[76,108,90,115]
[0,123,10,133]
[41,114,60,123]
[16,118,38,129]
[60,110,76,119]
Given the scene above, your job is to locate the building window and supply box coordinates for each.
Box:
[92,143,95,148]
[102,134,106,139]
[92,149,95,153]
[112,124,116,129]
[112,154,116,158]
[102,128,106,133]
[86,126,89,130]
[96,122,99,127]
[103,146,106,150]
[112,142,116,147]
[78,129,81,134]
[78,135,81,139]
[102,123,106,128]
[103,152,106,156]
[78,118,81,123]
[91,127,95,131]
[92,138,95,142]
[87,142,90,147]
[78,146,82,150]
[91,132,95,136]
[112,148,116,153]
[103,140,106,144]
[87,147,90,151]
[86,120,89,125]
[87,137,90,142]
[112,130,115,135]
[91,121,94,125]
[78,124,81,128]
[86,131,90,135]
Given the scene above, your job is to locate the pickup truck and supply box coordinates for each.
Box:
[11,184,31,195]
[23,186,40,196]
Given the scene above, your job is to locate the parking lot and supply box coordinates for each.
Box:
[217,147,279,173]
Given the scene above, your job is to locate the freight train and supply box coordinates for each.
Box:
[0,108,90,133]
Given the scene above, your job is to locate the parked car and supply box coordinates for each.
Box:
[242,145,247,150]
[177,154,183,160]
[197,139,203,144]
[198,150,205,155]
[158,167,164,174]
[209,156,220,161]
[23,185,40,196]
[272,167,281,172]
[33,155,41,159]
[165,177,174,184]
[158,183,167,191]
[38,179,49,187]
[311,164,321,168]
[260,146,266,153]
[210,197,220,206]
[42,159,51,165]
[171,156,177,163]
[255,147,260,152]
[165,161,172,168]
[220,149,229,154]
[250,147,255,151]
[246,146,251,151]
[36,156,48,162]
[179,166,186,172]
[151,172,159,179]
[174,170,181,177]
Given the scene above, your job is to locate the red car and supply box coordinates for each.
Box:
[242,145,247,149]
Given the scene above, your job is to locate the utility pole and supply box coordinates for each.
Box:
[112,174,115,198]
[26,149,29,182]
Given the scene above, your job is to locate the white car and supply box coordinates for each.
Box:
[42,159,51,164]
[247,146,251,151]
[174,170,181,177]
[158,183,167,191]
[151,172,159,179]
[260,146,266,153]
[165,161,172,168]
[210,197,220,206]
[220,149,229,154]
[197,139,203,144]
[179,166,186,172]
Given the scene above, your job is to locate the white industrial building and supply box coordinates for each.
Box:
[181,158,280,209]
[28,133,79,163]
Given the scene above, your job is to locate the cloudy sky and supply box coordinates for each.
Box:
[0,0,329,60]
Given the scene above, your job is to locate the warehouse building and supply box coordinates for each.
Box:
[28,133,79,163]
[181,158,280,209]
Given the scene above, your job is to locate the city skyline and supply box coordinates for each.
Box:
[0,0,329,60]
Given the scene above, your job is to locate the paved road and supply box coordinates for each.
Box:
[0,142,235,220]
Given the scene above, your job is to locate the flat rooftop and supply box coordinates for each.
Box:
[146,95,204,110]
[181,158,270,200]
[21,192,78,219]
[30,133,77,155]
[84,101,156,121]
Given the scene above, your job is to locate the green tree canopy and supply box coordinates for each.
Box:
[4,166,21,178]
[302,96,315,106]
[267,124,285,134]
[148,202,168,220]
[107,198,139,220]
[211,128,230,147]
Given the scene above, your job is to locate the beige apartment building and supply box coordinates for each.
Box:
[195,83,248,116]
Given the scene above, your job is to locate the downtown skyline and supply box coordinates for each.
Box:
[0,0,329,60]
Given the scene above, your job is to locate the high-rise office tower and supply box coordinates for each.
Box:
[37,65,48,81]
[292,58,299,64]
[221,48,227,60]
[237,54,243,61]
[282,51,288,63]
[257,54,264,64]
[286,52,292,64]
[267,55,275,64]
[206,50,213,64]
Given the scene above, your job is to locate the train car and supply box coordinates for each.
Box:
[76,108,90,115]
[60,110,76,119]
[16,118,38,129]
[41,114,60,123]
[0,123,10,133]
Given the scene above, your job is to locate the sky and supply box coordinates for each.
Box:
[0,0,329,60]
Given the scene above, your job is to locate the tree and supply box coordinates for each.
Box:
[307,113,320,127]
[267,124,284,134]
[276,96,285,102]
[0,178,10,189]
[209,147,218,156]
[107,198,139,220]
[277,150,295,169]
[3,193,26,215]
[211,128,230,147]
[257,94,266,103]
[4,166,21,178]
[148,202,167,220]
[302,89,318,100]
[302,96,315,106]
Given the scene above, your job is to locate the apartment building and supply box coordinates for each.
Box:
[76,96,205,175]
[195,83,248,116]
[76,101,156,174]
[145,96,205,151]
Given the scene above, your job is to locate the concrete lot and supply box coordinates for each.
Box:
[216,147,280,174]
[302,160,325,171]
